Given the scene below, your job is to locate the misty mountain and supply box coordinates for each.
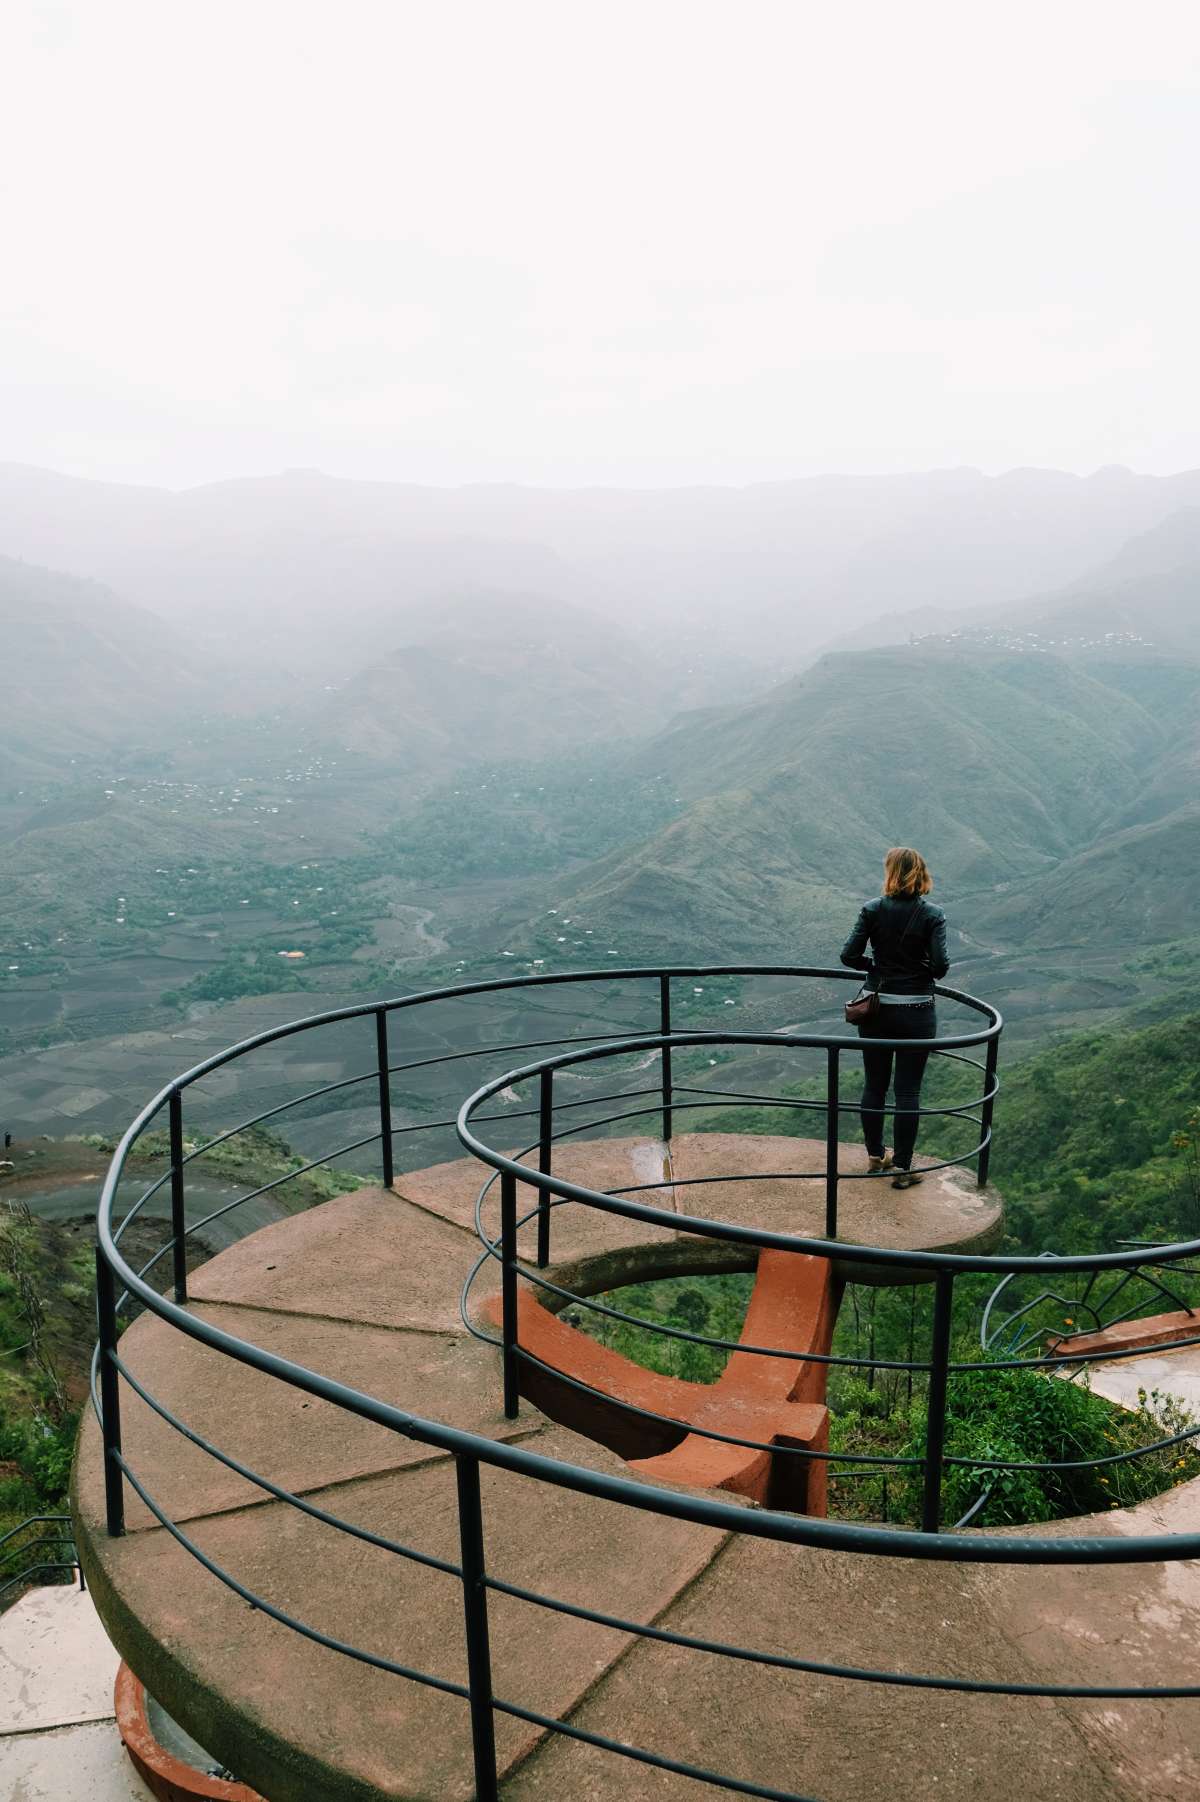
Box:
[819,503,1200,661]
[0,558,679,801]
[1077,505,1200,587]
[0,464,581,682]
[0,556,227,780]
[309,589,659,767]
[6,461,1200,687]
[481,639,1200,965]
[992,509,1200,656]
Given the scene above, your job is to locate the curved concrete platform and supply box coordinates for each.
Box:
[398,1132,1005,1290]
[72,1135,1200,1802]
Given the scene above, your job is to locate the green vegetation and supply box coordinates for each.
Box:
[0,1126,366,1594]
[828,1364,1200,1527]
[0,1198,85,1565]
[565,1272,754,1383]
[968,1007,1200,1253]
[85,1125,368,1212]
[368,751,683,885]
[825,1260,1200,1527]
[163,948,317,1005]
[575,1268,1200,1528]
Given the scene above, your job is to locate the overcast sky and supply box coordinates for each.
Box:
[4,1,1200,489]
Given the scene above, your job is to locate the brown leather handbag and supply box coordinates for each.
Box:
[844,982,879,1025]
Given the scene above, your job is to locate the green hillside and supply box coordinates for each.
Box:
[974,804,1200,948]
[318,590,661,767]
[0,555,233,780]
[980,1005,1200,1253]
[481,641,1198,967]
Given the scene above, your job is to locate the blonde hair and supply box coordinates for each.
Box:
[883,846,932,898]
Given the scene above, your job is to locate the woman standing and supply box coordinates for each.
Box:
[839,847,949,1189]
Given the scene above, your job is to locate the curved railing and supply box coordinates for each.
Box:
[85,966,1200,1802]
[983,1254,1199,1359]
[0,1514,79,1604]
[453,1023,1200,1542]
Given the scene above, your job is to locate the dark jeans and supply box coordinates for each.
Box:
[858,1004,936,1170]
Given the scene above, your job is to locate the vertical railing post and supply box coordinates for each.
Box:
[537,1068,553,1269]
[94,1249,125,1539]
[977,1033,999,1189]
[501,1169,519,1419]
[921,1271,955,1534]
[455,1454,500,1802]
[659,974,673,1143]
[375,1009,395,1190]
[824,1046,840,1239]
[168,1090,188,1305]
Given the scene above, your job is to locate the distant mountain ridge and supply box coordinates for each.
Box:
[0,556,671,801]
[6,460,1200,683]
[313,589,660,767]
[0,555,227,780]
[819,502,1200,661]
[1077,505,1200,587]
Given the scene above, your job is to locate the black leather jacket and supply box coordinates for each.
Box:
[839,895,949,996]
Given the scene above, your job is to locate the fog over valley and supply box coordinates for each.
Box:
[3,457,1199,1157]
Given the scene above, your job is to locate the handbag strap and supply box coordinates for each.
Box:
[898,897,924,945]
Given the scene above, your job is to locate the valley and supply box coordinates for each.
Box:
[3,462,1198,1163]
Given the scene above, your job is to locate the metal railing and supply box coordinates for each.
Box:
[85,965,1200,1802]
[983,1250,1200,1361]
[0,1514,80,1603]
[452,1018,1200,1543]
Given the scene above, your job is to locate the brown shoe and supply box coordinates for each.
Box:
[891,1168,925,1190]
[867,1152,894,1174]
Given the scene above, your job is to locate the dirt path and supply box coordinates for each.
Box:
[396,903,448,961]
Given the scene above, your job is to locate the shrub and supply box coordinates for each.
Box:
[893,1364,1200,1528]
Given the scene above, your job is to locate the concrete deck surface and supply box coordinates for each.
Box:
[0,1581,155,1801]
[403,1132,1004,1286]
[71,1137,1200,1802]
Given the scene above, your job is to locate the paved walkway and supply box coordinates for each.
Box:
[0,1580,155,1801]
[71,1135,1200,1802]
[1086,1338,1200,1418]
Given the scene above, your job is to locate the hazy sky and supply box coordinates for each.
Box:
[4,1,1200,489]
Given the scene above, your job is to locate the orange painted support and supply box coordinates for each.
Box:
[115,1661,264,1801]
[486,1251,840,1513]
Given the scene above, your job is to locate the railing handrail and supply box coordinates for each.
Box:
[86,1219,1200,1562]
[94,963,998,1204]
[0,1512,72,1549]
[82,962,1200,1799]
[91,963,1200,1557]
[0,1515,81,1604]
[454,1025,1200,1276]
